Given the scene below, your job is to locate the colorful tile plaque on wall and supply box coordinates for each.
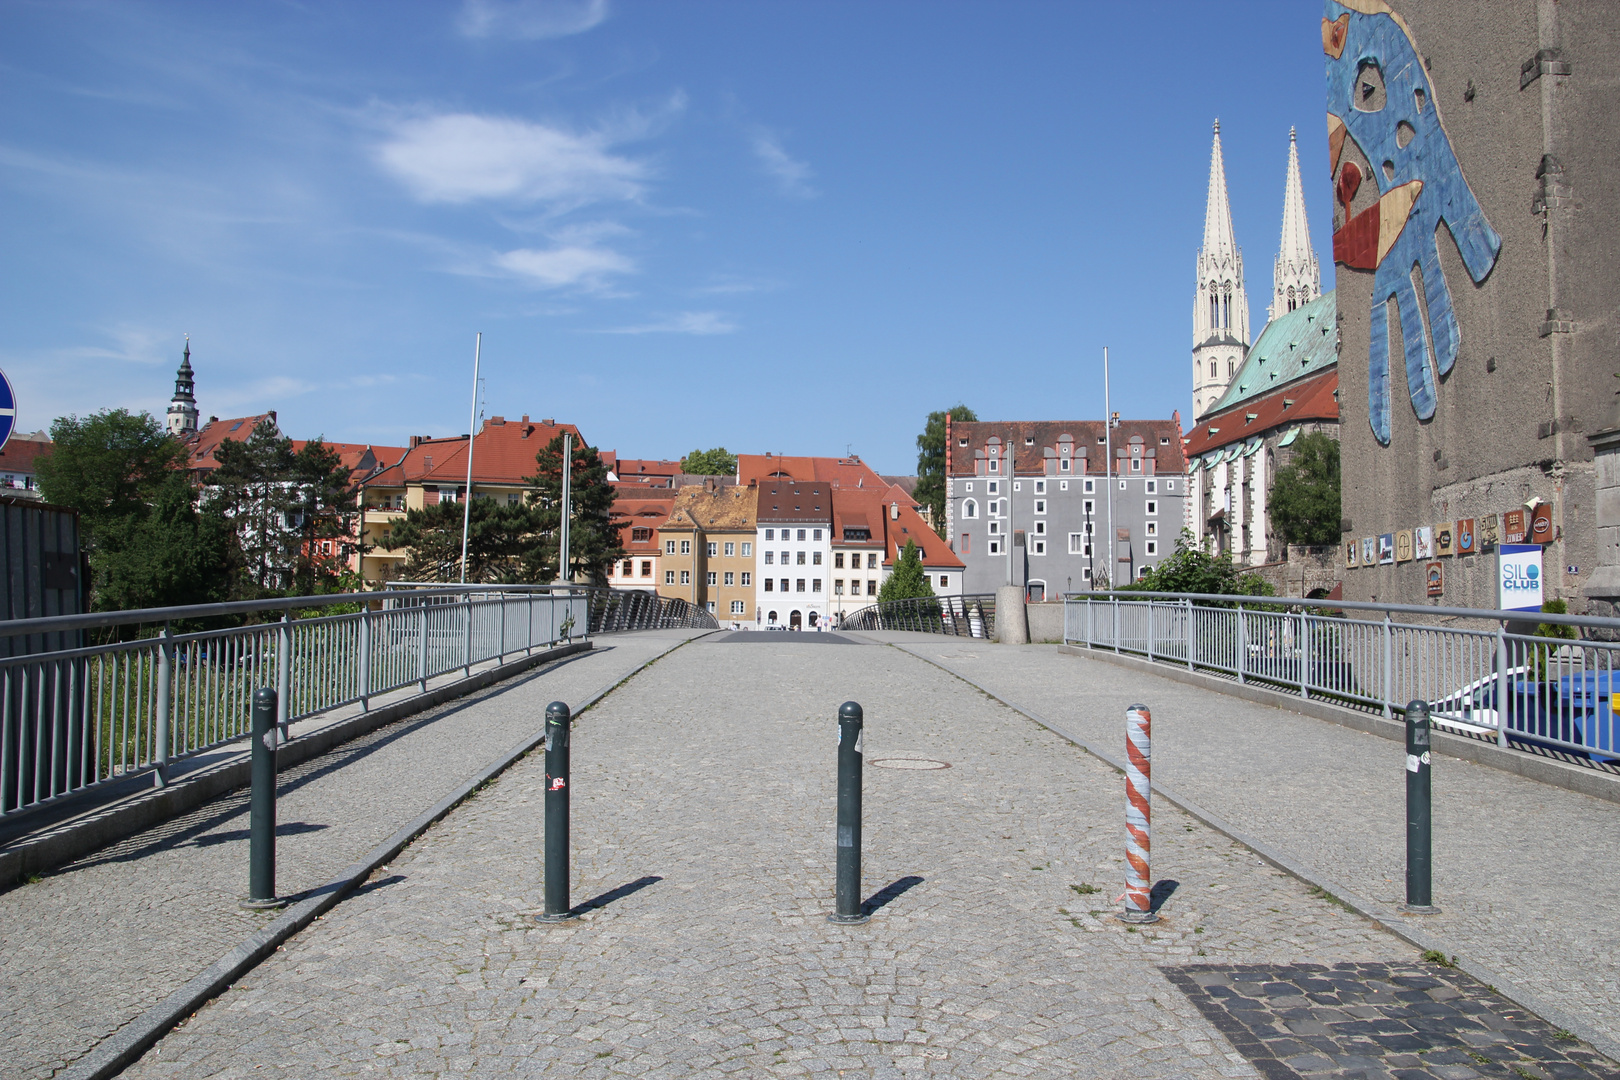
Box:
[1531,503,1554,544]
[1378,534,1395,565]
[1435,523,1455,556]
[1363,537,1377,565]
[1455,519,1475,555]
[1415,526,1434,559]
[1503,509,1527,544]
[1426,561,1444,597]
[1345,539,1359,568]
[1480,514,1499,547]
[1396,529,1414,562]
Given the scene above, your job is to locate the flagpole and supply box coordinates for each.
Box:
[1104,346,1114,590]
[459,332,481,583]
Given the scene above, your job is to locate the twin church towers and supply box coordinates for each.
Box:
[1191,122,1321,419]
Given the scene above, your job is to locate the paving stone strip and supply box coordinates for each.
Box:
[0,630,698,1080]
[123,638,1430,1078]
[871,637,1620,1059]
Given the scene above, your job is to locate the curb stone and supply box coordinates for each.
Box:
[58,630,712,1080]
[889,642,1620,1065]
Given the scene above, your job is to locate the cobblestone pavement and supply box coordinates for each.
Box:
[1163,964,1620,1080]
[123,637,1422,1079]
[869,637,1620,1055]
[0,631,697,1080]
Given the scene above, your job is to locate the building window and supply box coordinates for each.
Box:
[1165,481,1174,492]
[1146,521,1158,537]
[989,539,1001,555]
[1119,480,1127,490]
[1034,500,1045,514]
[1033,521,1046,535]
[796,579,806,593]
[632,527,652,542]
[707,572,717,586]
[621,560,634,576]
[724,571,735,586]
[834,580,844,595]
[1082,567,1092,581]
[706,601,716,613]
[961,533,971,555]
[1069,533,1084,554]
[1032,540,1046,555]
[813,579,822,593]
[1146,480,1157,494]
[987,481,999,494]
[989,459,999,473]
[1060,480,1069,491]
[665,571,676,585]
[1083,499,1094,514]
[780,579,789,592]
[641,561,652,577]
[780,551,789,564]
[796,551,806,565]
[680,570,691,585]
[741,542,752,556]
[867,580,878,596]
[834,552,844,568]
[680,540,691,555]
[765,528,775,541]
[964,482,973,492]
[1013,481,1022,492]
[989,521,999,535]
[731,601,746,615]
[1131,458,1142,473]
[1146,540,1158,555]
[963,499,977,519]
[939,575,949,588]
[764,551,774,565]
[1146,501,1158,516]
[724,542,735,557]
[813,551,822,565]
[813,529,822,541]
[1083,479,1094,493]
[665,540,676,554]
[797,529,806,541]
[707,542,718,557]
[741,572,751,586]
[1059,458,1071,472]
[1034,480,1045,494]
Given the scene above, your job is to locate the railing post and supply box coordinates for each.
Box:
[829,700,867,924]
[1145,601,1154,662]
[244,687,279,908]
[1299,609,1309,699]
[1112,595,1120,653]
[462,590,474,677]
[1236,603,1246,684]
[1382,612,1394,720]
[1402,700,1438,913]
[153,622,174,788]
[417,601,429,692]
[358,606,372,713]
[526,592,535,655]
[497,591,507,664]
[1496,623,1511,747]
[1185,598,1195,671]
[536,700,574,922]
[276,611,292,745]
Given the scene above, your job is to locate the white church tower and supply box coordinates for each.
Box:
[166,338,199,437]
[1191,121,1251,420]
[1270,127,1320,320]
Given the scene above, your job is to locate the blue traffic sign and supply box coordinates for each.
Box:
[0,367,14,454]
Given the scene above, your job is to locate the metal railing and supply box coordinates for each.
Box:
[840,594,998,638]
[0,585,599,820]
[1064,590,1620,767]
[384,583,719,635]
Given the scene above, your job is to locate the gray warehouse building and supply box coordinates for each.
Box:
[946,416,1187,598]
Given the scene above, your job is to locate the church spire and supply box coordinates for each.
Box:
[1271,127,1321,321]
[1191,120,1250,419]
[167,336,199,437]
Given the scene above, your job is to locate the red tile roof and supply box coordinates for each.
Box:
[185,413,277,476]
[947,419,1186,477]
[0,434,51,475]
[364,416,585,489]
[612,458,683,486]
[1182,369,1339,457]
[611,490,676,550]
[737,454,887,489]
[830,484,963,570]
[756,480,832,523]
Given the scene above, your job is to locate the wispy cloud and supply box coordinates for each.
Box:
[593,311,736,335]
[457,0,610,40]
[494,244,635,289]
[689,273,782,296]
[375,113,647,209]
[752,131,816,199]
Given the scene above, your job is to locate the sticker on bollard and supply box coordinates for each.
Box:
[241,687,283,910]
[1402,699,1440,914]
[536,700,576,923]
[1120,703,1158,924]
[829,701,869,924]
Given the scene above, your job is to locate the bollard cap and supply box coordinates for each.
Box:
[838,701,863,726]
[546,700,571,724]
[253,687,276,708]
[1405,699,1430,719]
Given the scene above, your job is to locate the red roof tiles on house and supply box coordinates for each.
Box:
[1182,369,1339,457]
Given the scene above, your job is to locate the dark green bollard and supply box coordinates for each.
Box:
[536,701,573,922]
[244,688,278,908]
[829,701,869,924]
[1403,699,1439,913]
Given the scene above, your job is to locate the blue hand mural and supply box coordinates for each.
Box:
[1325,0,1501,446]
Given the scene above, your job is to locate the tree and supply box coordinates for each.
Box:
[680,447,737,475]
[207,418,297,595]
[1268,432,1341,546]
[388,497,542,583]
[35,409,233,613]
[287,438,354,595]
[526,434,622,584]
[878,539,936,603]
[914,405,977,538]
[1122,529,1275,599]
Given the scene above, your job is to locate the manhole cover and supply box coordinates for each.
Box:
[870,758,951,770]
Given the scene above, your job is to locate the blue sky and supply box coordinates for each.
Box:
[0,0,1334,475]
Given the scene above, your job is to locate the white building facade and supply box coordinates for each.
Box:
[755,479,832,630]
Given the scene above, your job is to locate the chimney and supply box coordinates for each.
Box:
[521,414,529,423]
[490,416,505,426]
[409,435,424,448]
[542,418,554,426]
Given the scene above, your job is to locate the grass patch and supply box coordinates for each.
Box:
[1420,949,1457,968]
[1307,885,1355,913]
[1070,883,1100,896]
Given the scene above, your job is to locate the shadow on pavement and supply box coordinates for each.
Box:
[571,875,663,916]
[863,874,925,915]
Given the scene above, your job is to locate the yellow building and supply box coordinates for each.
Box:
[656,481,758,625]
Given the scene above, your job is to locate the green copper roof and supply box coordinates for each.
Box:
[1209,290,1337,414]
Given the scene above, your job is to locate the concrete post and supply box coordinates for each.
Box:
[995,585,1028,644]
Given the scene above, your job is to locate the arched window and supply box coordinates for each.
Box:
[1222,285,1232,328]
[1208,286,1218,328]
[1287,286,1296,311]
[1209,361,1217,378]
[1228,359,1236,376]
[963,499,977,519]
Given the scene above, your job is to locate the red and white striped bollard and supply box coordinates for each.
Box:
[1122,702,1158,923]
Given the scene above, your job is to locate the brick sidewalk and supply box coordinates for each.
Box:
[0,630,698,1080]
[874,636,1620,1058]
[116,636,1447,1078]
